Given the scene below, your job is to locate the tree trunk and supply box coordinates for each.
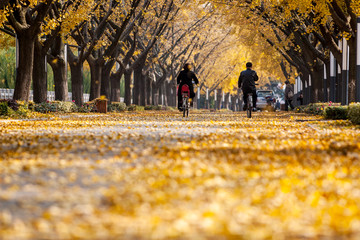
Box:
[33,40,47,103]
[158,83,163,106]
[88,58,102,101]
[124,70,132,106]
[13,31,35,101]
[70,62,84,106]
[139,71,146,106]
[52,60,68,101]
[165,81,172,107]
[48,37,68,101]
[224,93,229,109]
[133,67,141,105]
[146,76,152,105]
[311,65,324,103]
[336,65,342,103]
[324,61,331,102]
[110,72,122,102]
[301,75,310,105]
[101,60,115,100]
[348,38,357,103]
[152,81,158,106]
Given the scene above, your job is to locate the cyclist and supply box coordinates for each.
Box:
[177,63,199,111]
[238,62,259,111]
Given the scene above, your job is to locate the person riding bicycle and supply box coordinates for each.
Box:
[238,62,259,111]
[177,63,199,111]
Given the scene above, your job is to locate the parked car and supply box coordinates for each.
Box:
[256,90,276,110]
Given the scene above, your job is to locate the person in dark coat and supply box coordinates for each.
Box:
[238,62,259,111]
[284,80,295,111]
[297,90,304,105]
[177,63,199,110]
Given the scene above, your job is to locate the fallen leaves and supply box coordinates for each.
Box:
[0,111,360,239]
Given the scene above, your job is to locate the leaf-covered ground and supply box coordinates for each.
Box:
[1,111,360,239]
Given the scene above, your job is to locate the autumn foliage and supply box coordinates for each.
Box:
[1,112,360,238]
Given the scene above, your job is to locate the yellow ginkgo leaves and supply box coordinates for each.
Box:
[0,111,360,239]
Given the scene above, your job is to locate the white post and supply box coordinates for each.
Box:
[330,52,336,102]
[197,86,200,109]
[214,89,217,110]
[228,94,231,110]
[323,64,328,101]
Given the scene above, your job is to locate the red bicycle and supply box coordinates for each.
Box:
[181,84,190,117]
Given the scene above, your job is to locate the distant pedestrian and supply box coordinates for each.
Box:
[297,90,304,105]
[284,80,294,111]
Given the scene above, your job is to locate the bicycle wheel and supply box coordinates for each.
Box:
[183,97,187,117]
[247,96,252,118]
[247,106,252,118]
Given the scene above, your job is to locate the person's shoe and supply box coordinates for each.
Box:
[252,107,257,112]
[243,105,247,111]
[178,107,183,112]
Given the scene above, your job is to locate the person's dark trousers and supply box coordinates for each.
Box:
[285,99,294,111]
[297,97,304,106]
[178,84,195,109]
[243,88,257,109]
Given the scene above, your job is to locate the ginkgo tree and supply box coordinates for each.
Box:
[0,0,95,102]
[0,0,54,101]
[206,0,360,103]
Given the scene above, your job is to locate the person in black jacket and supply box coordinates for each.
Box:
[177,63,199,110]
[238,62,259,111]
[297,90,304,106]
[284,80,295,111]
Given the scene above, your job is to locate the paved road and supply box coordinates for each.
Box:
[1,111,360,239]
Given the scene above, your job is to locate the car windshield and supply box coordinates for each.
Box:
[257,91,273,97]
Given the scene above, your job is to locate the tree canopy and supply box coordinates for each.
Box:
[1,0,360,105]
